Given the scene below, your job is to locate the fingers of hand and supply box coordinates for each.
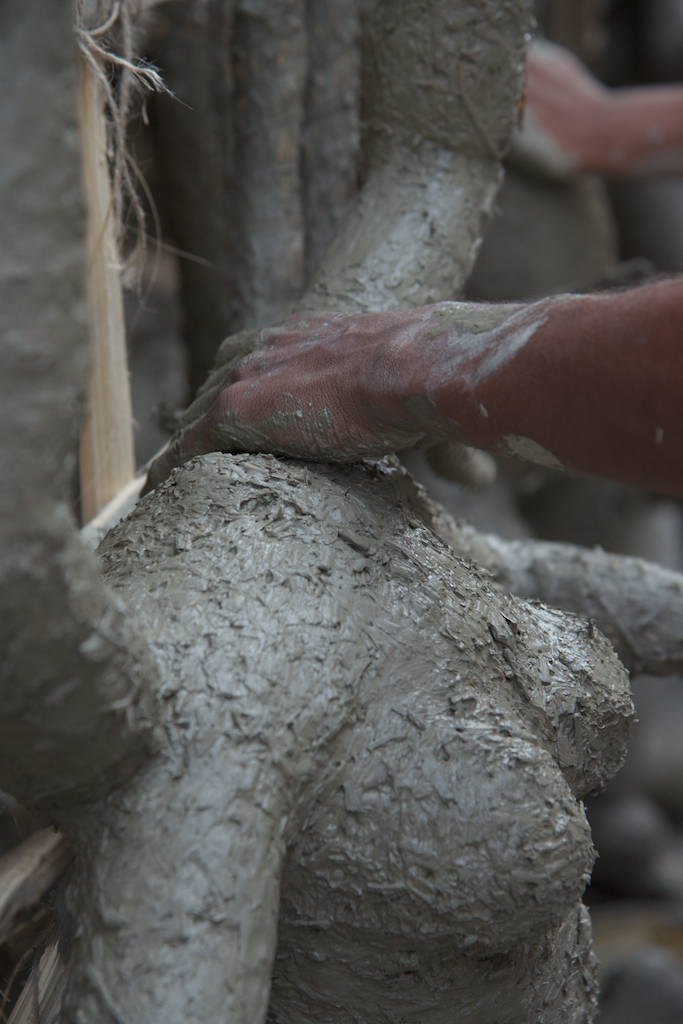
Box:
[213,328,263,375]
[424,441,498,488]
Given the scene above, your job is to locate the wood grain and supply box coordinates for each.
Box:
[0,830,73,947]
[77,57,135,524]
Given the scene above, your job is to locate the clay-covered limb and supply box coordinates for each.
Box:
[302,0,361,280]
[150,272,683,500]
[142,302,527,493]
[433,514,683,677]
[304,0,533,314]
[63,743,288,1024]
[232,0,307,329]
[77,453,631,1023]
[304,150,504,314]
[0,0,159,810]
[145,0,240,396]
[140,307,430,494]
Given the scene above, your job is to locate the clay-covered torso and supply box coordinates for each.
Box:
[95,453,632,1023]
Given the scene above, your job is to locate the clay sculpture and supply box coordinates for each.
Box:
[58,454,632,1024]
[0,1,653,1022]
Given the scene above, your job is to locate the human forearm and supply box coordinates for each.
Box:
[524,41,683,177]
[146,280,683,499]
[587,87,683,174]
[409,279,683,497]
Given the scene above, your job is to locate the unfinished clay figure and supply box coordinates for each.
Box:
[58,454,632,1024]
[2,1,670,1023]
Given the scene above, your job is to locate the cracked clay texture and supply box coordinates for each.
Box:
[303,0,534,313]
[61,455,633,1024]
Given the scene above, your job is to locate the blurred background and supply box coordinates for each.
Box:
[3,1,683,1020]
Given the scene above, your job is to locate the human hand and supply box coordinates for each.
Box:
[513,38,683,178]
[509,39,611,179]
[143,308,445,493]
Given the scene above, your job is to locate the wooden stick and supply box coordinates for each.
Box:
[6,934,67,1024]
[77,56,135,524]
[0,830,73,947]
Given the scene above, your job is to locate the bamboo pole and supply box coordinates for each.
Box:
[77,56,135,524]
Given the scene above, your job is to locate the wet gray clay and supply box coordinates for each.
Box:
[59,455,633,1023]
[0,1,642,1022]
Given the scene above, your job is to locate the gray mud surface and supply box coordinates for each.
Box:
[59,454,633,1024]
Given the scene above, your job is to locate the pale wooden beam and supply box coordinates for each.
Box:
[0,829,73,947]
[6,934,67,1024]
[77,56,135,524]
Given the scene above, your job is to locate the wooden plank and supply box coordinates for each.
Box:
[0,830,73,947]
[6,935,67,1024]
[77,55,135,524]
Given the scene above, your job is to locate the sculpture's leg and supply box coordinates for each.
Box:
[303,0,534,315]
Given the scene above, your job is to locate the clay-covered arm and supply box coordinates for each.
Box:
[433,514,683,677]
[422,278,683,498]
[66,737,288,1024]
[146,277,683,499]
[523,41,683,176]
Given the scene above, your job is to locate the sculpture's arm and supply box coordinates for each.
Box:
[491,537,683,676]
[429,510,683,677]
[64,738,287,1024]
[146,277,683,500]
